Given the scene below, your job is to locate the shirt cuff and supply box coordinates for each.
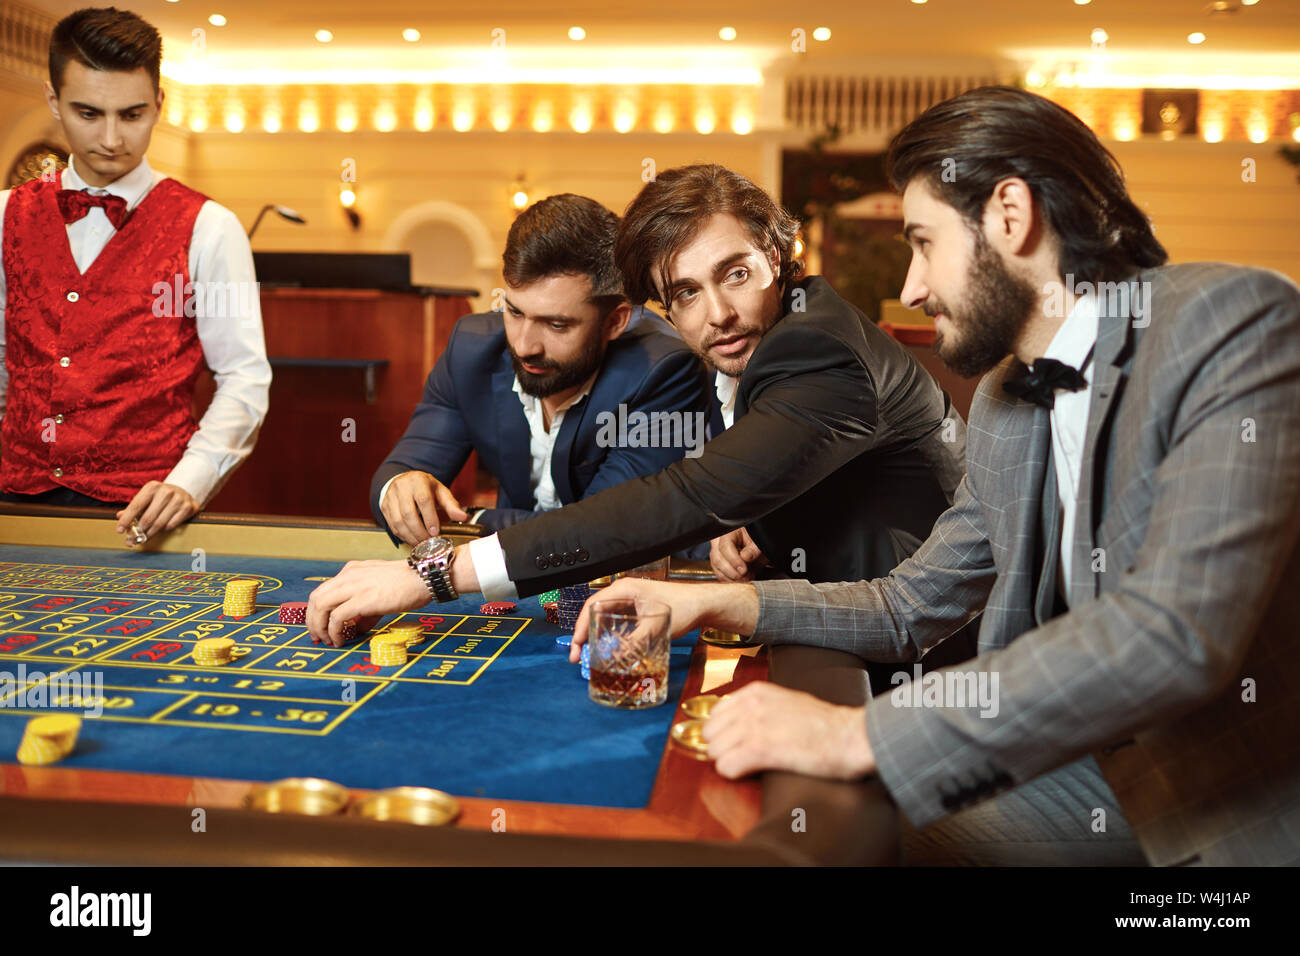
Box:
[378,475,399,514]
[163,453,220,508]
[468,533,518,602]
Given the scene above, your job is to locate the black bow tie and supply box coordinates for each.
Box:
[1003,348,1094,409]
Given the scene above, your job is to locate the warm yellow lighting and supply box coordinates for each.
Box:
[208,14,226,27]
[569,102,593,133]
[511,190,529,210]
[531,102,554,133]
[315,29,332,43]
[793,236,805,257]
[414,95,434,131]
[223,109,244,133]
[262,108,281,133]
[165,102,185,126]
[613,101,637,133]
[813,27,831,42]
[730,111,753,135]
[1025,69,1045,88]
[298,103,319,133]
[402,28,420,42]
[1188,32,1206,45]
[1074,0,1091,5]
[189,111,208,132]
[1111,118,1137,141]
[694,107,716,134]
[1293,127,1300,143]
[491,104,513,132]
[1242,0,1259,5]
[1248,120,1269,143]
[652,103,675,133]
[719,26,737,41]
[569,26,586,41]
[912,0,928,4]
[1054,69,1076,88]
[339,188,356,208]
[452,102,475,131]
[373,104,397,132]
[336,104,358,133]
[1091,28,1108,45]
[1202,120,1224,143]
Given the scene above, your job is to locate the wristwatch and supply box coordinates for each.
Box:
[408,536,458,602]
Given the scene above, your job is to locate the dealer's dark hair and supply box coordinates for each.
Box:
[616,164,803,308]
[885,86,1167,284]
[502,194,624,305]
[49,7,162,95]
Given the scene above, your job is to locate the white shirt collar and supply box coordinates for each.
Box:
[512,372,597,427]
[714,370,739,410]
[63,155,157,210]
[1038,292,1099,375]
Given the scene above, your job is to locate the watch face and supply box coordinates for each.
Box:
[416,536,452,562]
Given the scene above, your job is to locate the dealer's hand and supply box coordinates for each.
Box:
[307,560,430,647]
[710,527,767,582]
[703,682,876,781]
[115,481,199,546]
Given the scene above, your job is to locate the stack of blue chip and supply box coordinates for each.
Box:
[554,634,590,679]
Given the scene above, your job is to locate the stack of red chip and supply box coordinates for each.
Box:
[278,602,308,624]
[480,601,517,616]
[543,603,560,624]
[338,619,358,642]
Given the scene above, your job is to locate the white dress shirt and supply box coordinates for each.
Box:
[472,368,744,601]
[1037,293,1099,604]
[0,156,271,506]
[468,375,599,600]
[714,371,739,429]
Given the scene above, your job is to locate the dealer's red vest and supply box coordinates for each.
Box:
[2,176,209,501]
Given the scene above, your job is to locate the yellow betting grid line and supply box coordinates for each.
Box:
[0,659,89,707]
[147,692,199,722]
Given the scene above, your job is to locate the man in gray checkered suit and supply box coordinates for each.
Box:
[573,87,1300,866]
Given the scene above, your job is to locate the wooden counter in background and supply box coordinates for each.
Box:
[196,286,479,520]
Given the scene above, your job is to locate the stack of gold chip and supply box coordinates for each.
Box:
[16,714,81,765]
[194,636,236,666]
[222,579,260,618]
[370,633,408,667]
[383,624,425,647]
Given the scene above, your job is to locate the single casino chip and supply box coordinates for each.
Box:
[278,601,308,624]
[479,601,516,615]
[17,714,82,764]
[555,634,573,647]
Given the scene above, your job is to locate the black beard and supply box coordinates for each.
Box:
[931,229,1038,379]
[510,331,606,398]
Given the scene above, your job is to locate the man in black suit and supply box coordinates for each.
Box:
[369,193,710,544]
[308,165,968,646]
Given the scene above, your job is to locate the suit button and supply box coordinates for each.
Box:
[535,556,548,571]
[52,467,63,478]
[54,414,65,424]
[59,356,71,368]
[564,552,576,566]
[66,291,79,302]
[576,548,589,561]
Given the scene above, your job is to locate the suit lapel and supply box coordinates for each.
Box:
[493,361,535,510]
[1035,443,1064,625]
[549,396,587,504]
[1069,277,1141,605]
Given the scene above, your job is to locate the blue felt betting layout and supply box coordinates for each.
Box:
[0,546,696,808]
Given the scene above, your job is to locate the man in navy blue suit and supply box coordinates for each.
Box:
[370,193,710,544]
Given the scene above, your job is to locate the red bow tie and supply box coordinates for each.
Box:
[56,189,129,230]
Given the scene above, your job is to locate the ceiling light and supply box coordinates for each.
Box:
[315,30,333,43]
[813,27,831,41]
[208,14,226,26]
[402,28,420,42]
[719,26,737,41]
[1188,32,1207,44]
[569,27,586,41]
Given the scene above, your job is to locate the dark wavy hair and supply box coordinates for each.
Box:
[885,86,1167,284]
[616,164,803,307]
[503,193,624,302]
[50,7,162,95]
